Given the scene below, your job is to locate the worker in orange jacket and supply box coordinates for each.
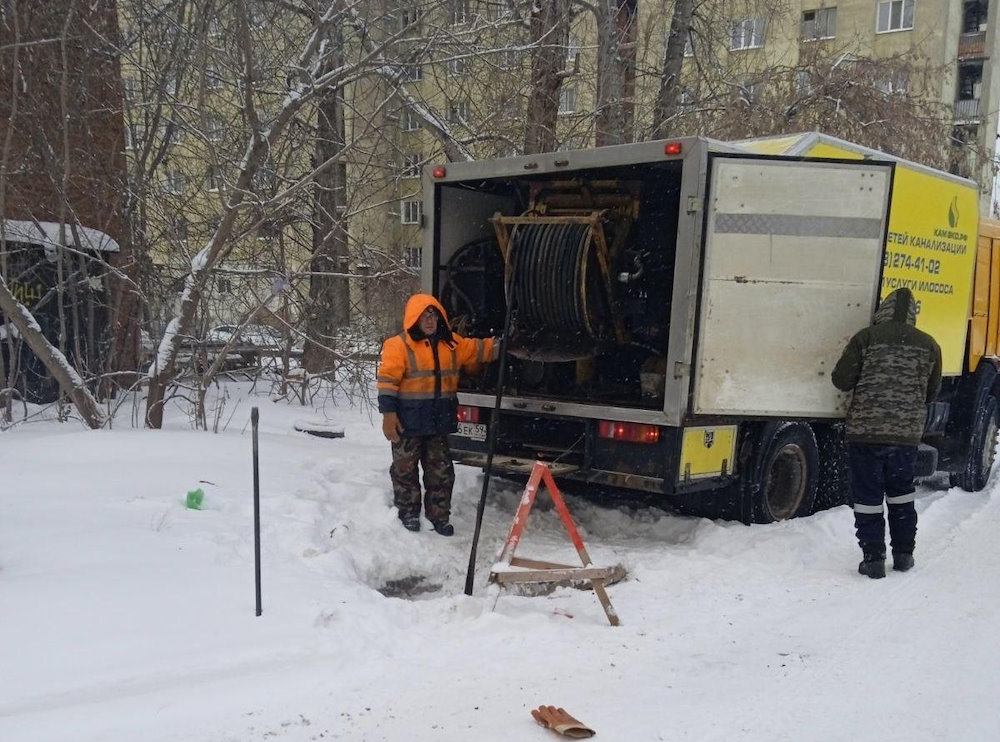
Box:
[377,294,499,534]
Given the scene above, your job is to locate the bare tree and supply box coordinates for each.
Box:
[652,0,694,137]
[523,0,573,154]
[590,0,638,146]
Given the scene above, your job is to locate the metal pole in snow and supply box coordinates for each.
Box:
[252,407,262,616]
[464,296,516,596]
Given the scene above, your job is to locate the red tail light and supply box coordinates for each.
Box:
[457,405,480,423]
[598,420,660,444]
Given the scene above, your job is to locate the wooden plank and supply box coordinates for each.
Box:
[509,556,575,570]
[492,567,617,584]
[590,579,620,627]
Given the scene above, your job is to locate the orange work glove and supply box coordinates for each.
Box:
[530,706,595,738]
[381,412,402,443]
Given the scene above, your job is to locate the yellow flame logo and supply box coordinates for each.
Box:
[949,196,959,228]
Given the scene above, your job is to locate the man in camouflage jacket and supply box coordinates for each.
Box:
[832,287,942,579]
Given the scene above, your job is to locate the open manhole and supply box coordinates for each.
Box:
[376,575,442,599]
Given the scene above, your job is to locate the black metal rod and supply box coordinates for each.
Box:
[251,407,262,617]
[464,275,517,596]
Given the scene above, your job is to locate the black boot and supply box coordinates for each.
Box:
[431,520,454,537]
[400,515,421,532]
[858,543,886,579]
[892,551,914,572]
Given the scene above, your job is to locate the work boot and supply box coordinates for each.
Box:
[400,515,421,532]
[431,520,454,537]
[892,551,915,572]
[858,543,886,579]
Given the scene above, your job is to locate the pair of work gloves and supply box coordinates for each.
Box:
[531,706,595,738]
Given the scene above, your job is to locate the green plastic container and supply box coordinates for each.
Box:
[186,488,205,510]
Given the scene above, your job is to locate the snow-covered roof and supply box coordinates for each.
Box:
[0,220,120,253]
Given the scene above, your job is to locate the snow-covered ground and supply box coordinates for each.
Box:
[2,384,999,742]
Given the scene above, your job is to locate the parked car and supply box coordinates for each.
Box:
[205,324,283,351]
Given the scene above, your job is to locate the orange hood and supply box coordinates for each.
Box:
[403,293,450,332]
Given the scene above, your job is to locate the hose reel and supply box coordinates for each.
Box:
[491,211,628,362]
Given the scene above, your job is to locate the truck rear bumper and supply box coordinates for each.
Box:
[451,450,668,494]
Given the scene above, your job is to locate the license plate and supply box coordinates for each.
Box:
[456,422,487,441]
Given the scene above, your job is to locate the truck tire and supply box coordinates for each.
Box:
[950,394,998,492]
[739,422,819,524]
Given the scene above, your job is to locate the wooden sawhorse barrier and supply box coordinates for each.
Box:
[489,461,621,626]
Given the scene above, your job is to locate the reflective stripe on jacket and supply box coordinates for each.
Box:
[377,294,498,436]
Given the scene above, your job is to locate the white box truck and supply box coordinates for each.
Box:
[421,134,997,522]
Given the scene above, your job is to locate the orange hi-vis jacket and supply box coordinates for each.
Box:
[377,294,498,437]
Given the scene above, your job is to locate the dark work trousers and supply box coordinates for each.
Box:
[389,434,456,523]
[848,442,918,552]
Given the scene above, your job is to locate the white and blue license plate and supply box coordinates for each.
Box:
[456,422,487,441]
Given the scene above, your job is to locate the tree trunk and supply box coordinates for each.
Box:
[594,0,637,147]
[302,46,350,374]
[523,0,571,155]
[653,0,695,138]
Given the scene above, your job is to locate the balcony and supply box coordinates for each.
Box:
[954,97,981,121]
[958,31,987,60]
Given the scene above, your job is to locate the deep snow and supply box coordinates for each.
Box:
[2,385,999,742]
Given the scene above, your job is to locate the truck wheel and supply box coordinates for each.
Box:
[950,394,998,492]
[740,422,819,524]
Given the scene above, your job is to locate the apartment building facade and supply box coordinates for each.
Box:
[117,0,1000,342]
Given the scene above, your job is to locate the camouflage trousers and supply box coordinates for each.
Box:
[390,434,456,523]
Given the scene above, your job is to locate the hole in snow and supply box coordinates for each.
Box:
[376,574,442,599]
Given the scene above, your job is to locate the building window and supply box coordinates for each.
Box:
[405,246,423,268]
[124,122,145,150]
[559,86,576,114]
[447,57,468,77]
[169,216,188,242]
[257,220,281,241]
[206,114,225,142]
[217,276,232,294]
[163,170,186,195]
[448,99,470,124]
[401,152,422,178]
[401,200,423,225]
[122,76,139,101]
[963,1,988,33]
[796,70,813,95]
[402,63,422,82]
[206,64,225,90]
[567,35,580,63]
[162,121,183,145]
[802,7,837,40]
[876,70,910,95]
[207,165,224,192]
[500,47,523,69]
[400,107,420,131]
[400,7,421,31]
[877,0,914,33]
[253,167,275,193]
[450,0,470,25]
[730,18,765,50]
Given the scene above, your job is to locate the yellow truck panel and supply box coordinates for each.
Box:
[877,166,977,376]
[972,219,1000,372]
[738,134,978,376]
[679,425,738,481]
